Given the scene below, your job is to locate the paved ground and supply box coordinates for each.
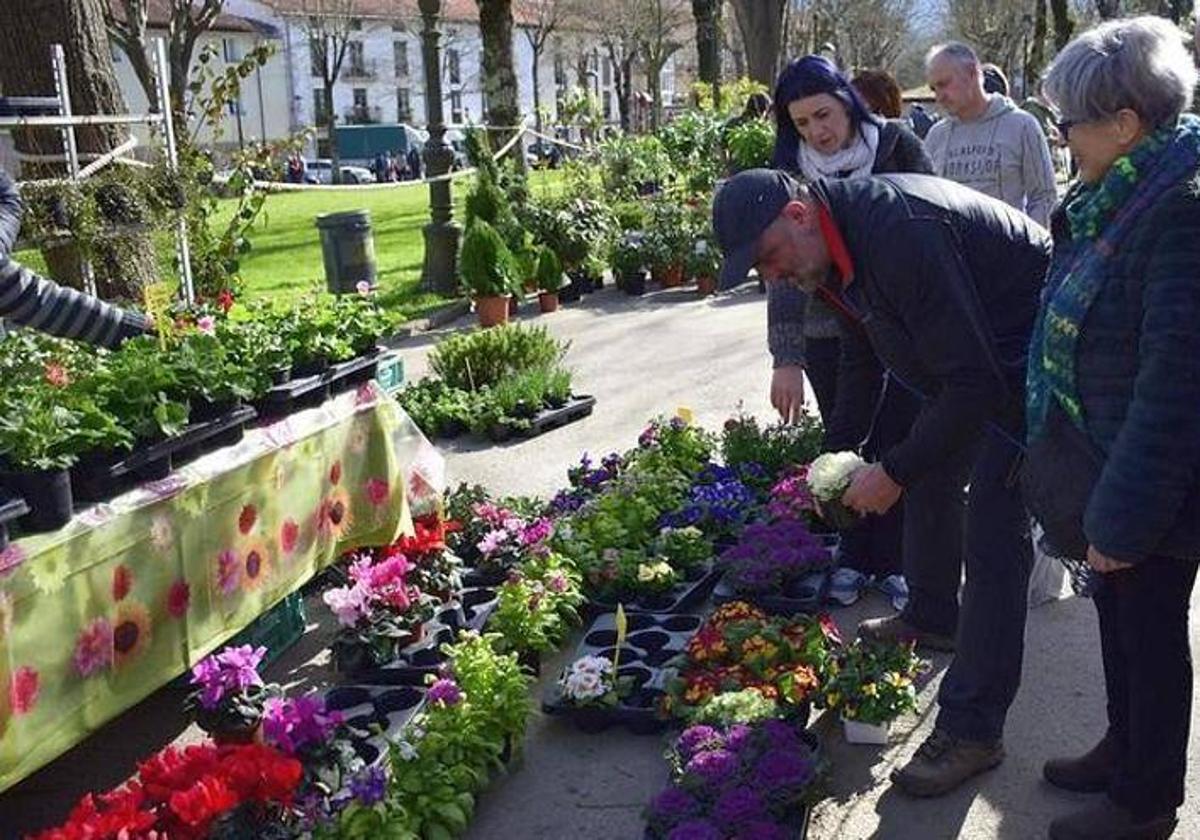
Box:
[3,283,1197,839]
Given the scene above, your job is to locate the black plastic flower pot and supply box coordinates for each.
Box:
[4,467,73,534]
[190,397,238,424]
[70,448,134,503]
[270,366,293,386]
[293,357,330,379]
[559,283,582,304]
[517,649,541,677]
[622,271,647,296]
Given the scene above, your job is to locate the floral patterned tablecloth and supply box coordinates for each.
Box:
[0,382,445,793]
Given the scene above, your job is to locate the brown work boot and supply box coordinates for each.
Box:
[1048,799,1177,840]
[890,729,1004,797]
[1044,734,1120,794]
[858,613,956,653]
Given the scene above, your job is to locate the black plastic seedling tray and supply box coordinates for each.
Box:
[70,405,258,503]
[255,350,381,420]
[711,567,832,616]
[583,562,722,620]
[515,394,597,438]
[322,683,426,767]
[543,611,703,734]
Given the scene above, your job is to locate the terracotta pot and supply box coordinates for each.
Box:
[696,275,717,296]
[538,291,559,313]
[662,264,684,287]
[475,295,510,327]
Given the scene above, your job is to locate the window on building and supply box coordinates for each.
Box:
[222,38,241,63]
[603,90,612,120]
[348,42,365,75]
[450,90,463,123]
[353,88,368,108]
[396,87,411,122]
[553,54,565,87]
[392,19,406,32]
[602,56,612,86]
[447,48,460,85]
[393,40,409,76]
[313,87,329,123]
[350,18,362,31]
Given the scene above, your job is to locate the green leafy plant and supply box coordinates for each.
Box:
[720,408,825,480]
[0,385,132,471]
[610,234,647,278]
[460,220,515,299]
[534,246,563,293]
[488,552,583,657]
[87,337,190,440]
[428,323,567,392]
[165,329,256,407]
[725,117,776,172]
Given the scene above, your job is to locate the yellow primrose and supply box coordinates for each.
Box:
[637,561,673,582]
[863,682,878,697]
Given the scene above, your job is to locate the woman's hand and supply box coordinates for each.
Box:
[842,463,903,515]
[770,365,807,424]
[1086,545,1133,574]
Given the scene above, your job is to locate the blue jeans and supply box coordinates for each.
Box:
[904,419,1033,743]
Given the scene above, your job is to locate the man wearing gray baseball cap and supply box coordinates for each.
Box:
[714,168,1049,797]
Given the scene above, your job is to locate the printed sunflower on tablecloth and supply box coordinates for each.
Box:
[240,542,272,591]
[318,487,354,541]
[112,601,152,668]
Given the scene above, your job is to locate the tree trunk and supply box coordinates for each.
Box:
[530,40,543,134]
[477,0,523,167]
[648,59,663,131]
[729,0,786,87]
[0,0,155,301]
[1095,0,1120,19]
[1049,0,1074,50]
[1027,0,1049,93]
[325,81,342,184]
[692,0,721,102]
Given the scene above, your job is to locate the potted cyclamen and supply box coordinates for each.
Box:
[324,552,436,675]
[186,644,282,744]
[826,638,925,745]
[805,451,867,531]
[535,246,564,313]
[461,220,514,328]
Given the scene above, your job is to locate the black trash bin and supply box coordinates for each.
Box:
[316,209,377,294]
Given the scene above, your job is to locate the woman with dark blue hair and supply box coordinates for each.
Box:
[766,55,933,612]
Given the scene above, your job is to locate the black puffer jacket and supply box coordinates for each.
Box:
[814,173,1051,485]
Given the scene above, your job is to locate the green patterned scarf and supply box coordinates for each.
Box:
[1027,115,1200,441]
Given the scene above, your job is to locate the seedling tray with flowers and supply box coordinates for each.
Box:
[660,601,843,728]
[321,682,427,766]
[543,611,703,734]
[643,718,823,840]
[711,519,837,616]
[514,393,597,438]
[582,558,722,619]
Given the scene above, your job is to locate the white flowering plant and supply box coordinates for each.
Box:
[557,654,635,707]
[804,451,867,530]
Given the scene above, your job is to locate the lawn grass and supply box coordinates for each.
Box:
[13,168,567,323]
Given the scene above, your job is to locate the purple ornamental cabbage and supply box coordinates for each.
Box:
[713,786,768,827]
[685,749,740,787]
[666,819,722,840]
[752,748,815,793]
[676,725,724,760]
[649,785,700,823]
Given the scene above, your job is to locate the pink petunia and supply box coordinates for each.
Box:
[9,666,39,715]
[73,618,114,677]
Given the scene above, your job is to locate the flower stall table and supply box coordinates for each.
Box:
[0,382,444,793]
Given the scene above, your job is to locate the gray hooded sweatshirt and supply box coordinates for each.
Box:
[924,94,1057,227]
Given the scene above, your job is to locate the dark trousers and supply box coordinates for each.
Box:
[1095,556,1198,818]
[924,423,1033,743]
[807,338,916,578]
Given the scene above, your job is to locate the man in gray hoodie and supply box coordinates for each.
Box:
[925,43,1057,226]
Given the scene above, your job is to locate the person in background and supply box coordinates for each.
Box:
[373,151,390,183]
[852,70,903,119]
[407,145,423,181]
[925,42,1058,226]
[981,62,1010,96]
[1029,17,1200,839]
[907,102,936,139]
[750,55,932,608]
[0,168,151,348]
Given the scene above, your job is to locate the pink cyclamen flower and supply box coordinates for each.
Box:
[73,617,114,677]
[323,583,370,628]
[196,315,216,335]
[9,666,40,715]
[477,530,507,556]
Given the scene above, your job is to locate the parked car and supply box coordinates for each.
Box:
[525,141,563,169]
[305,159,374,185]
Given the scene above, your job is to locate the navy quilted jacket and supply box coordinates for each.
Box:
[1049,172,1200,563]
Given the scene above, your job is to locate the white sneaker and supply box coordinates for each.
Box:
[828,566,868,606]
[876,574,909,612]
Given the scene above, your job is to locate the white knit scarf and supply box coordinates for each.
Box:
[796,121,880,182]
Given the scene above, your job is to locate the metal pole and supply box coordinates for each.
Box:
[154,38,195,305]
[418,0,460,295]
[51,44,97,296]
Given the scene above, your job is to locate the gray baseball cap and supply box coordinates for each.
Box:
[713,168,803,290]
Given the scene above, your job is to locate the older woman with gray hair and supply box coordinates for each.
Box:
[1025,16,1200,840]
